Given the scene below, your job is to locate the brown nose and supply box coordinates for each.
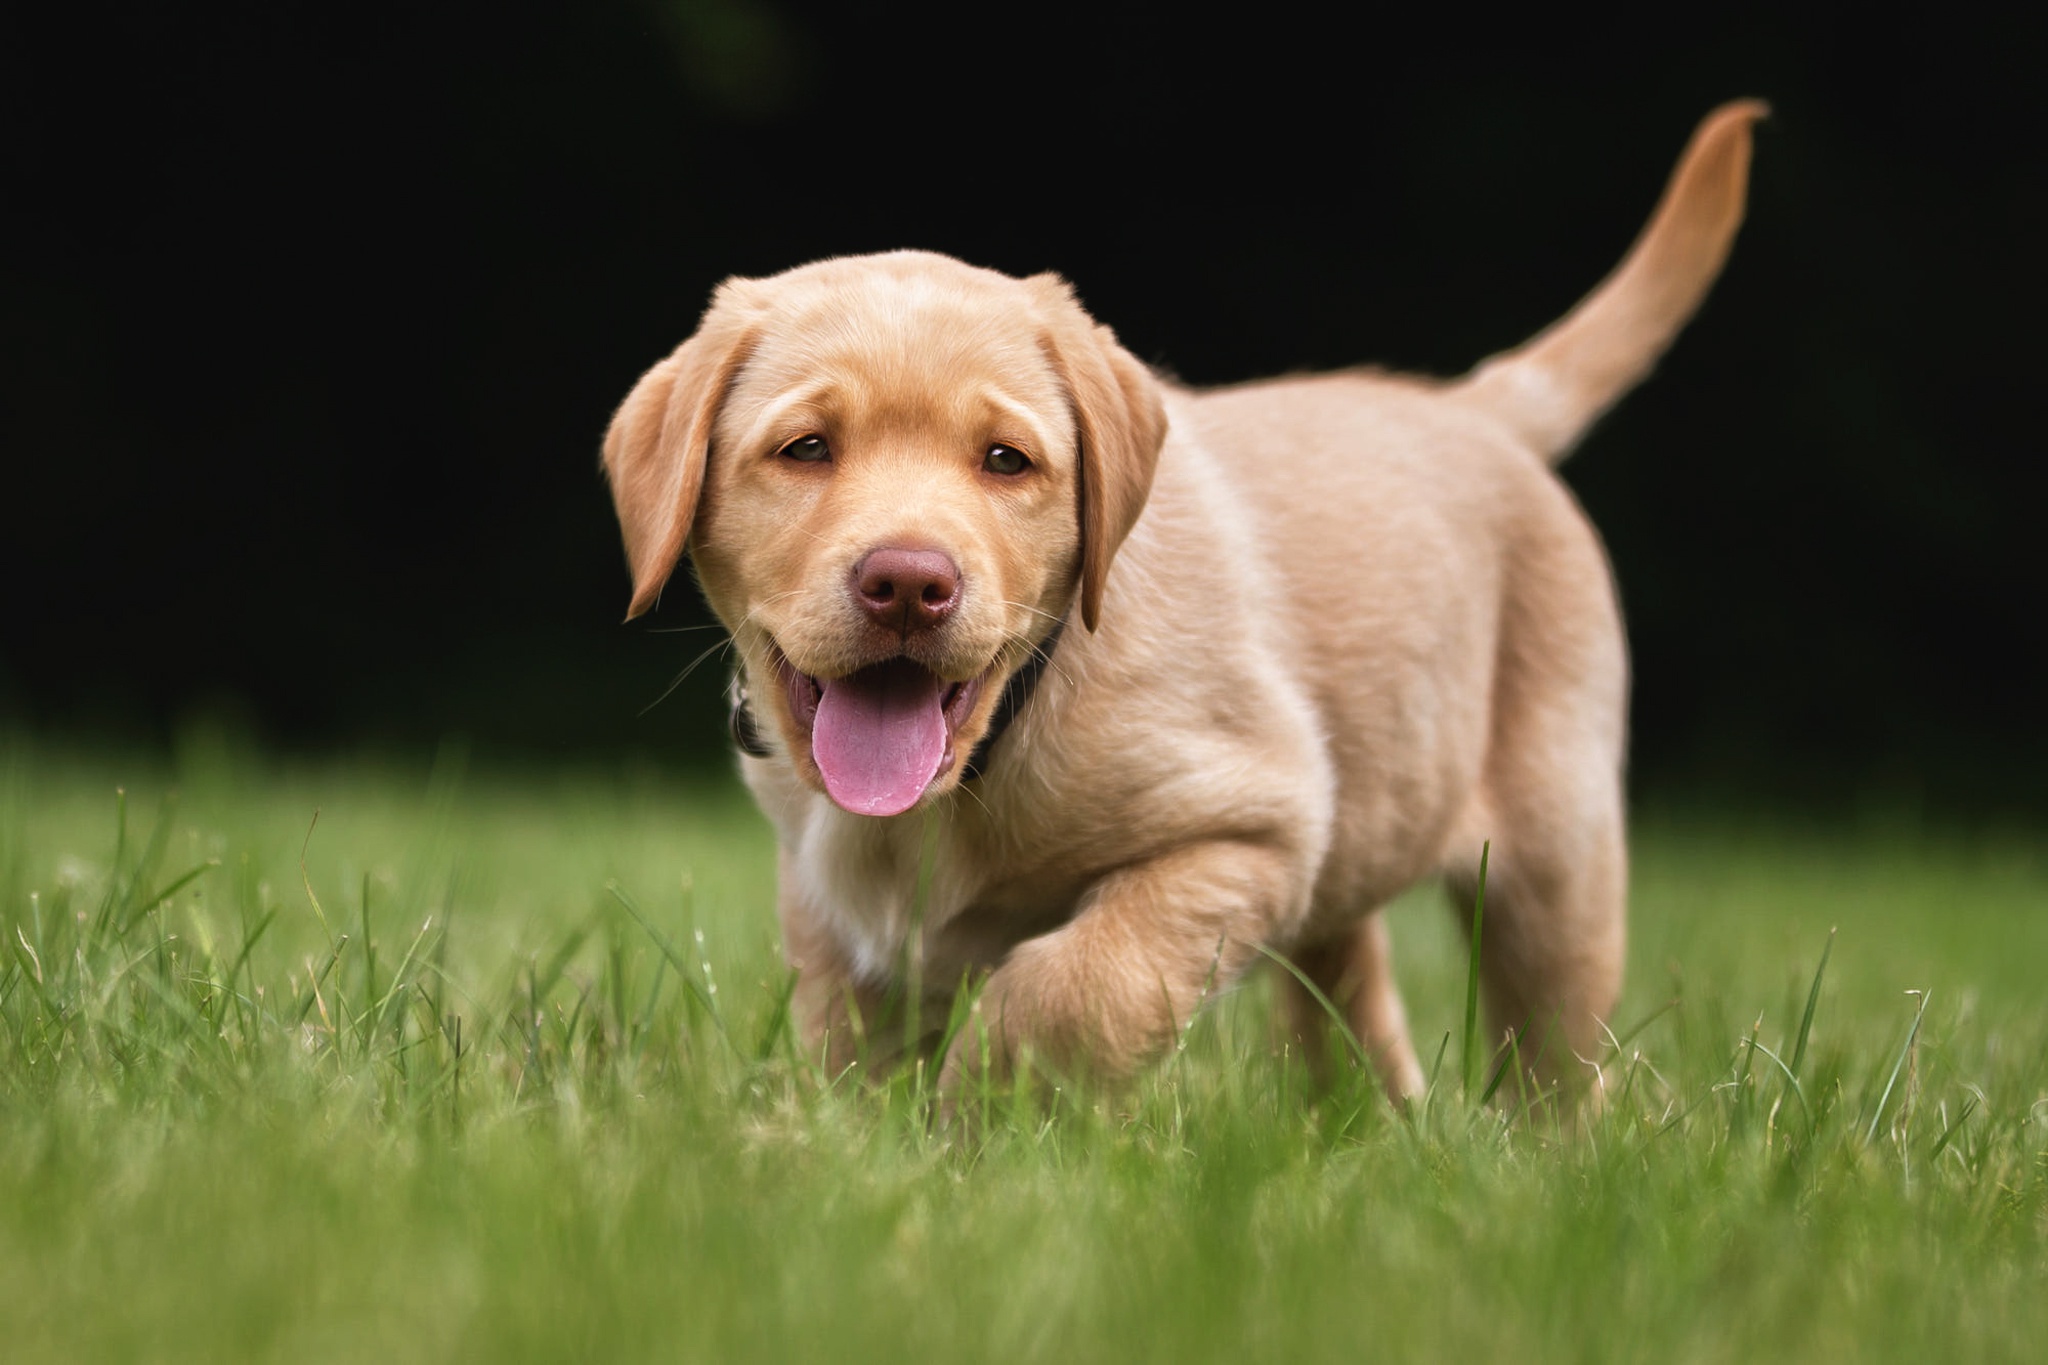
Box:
[852,547,961,632]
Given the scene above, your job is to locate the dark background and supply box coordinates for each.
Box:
[5,3,2043,812]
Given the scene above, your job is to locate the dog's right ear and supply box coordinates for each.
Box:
[1030,276,1169,632]
[602,300,755,621]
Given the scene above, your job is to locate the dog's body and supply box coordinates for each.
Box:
[604,104,1761,1100]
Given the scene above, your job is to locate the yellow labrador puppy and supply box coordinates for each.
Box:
[604,103,1762,1102]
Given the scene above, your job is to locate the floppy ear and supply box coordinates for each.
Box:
[1032,277,1168,632]
[602,302,755,621]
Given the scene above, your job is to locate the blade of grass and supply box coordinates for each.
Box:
[606,881,724,1037]
[299,810,334,939]
[359,872,377,1039]
[120,859,220,933]
[1732,1014,1763,1116]
[1604,997,1680,1059]
[109,793,177,935]
[1865,988,1931,1144]
[756,967,801,1065]
[293,935,350,1026]
[633,946,670,1054]
[1462,841,1489,1098]
[1790,927,1835,1076]
[1478,1018,1530,1107]
[1746,1037,1812,1128]
[224,907,278,1003]
[1168,929,1230,1074]
[1927,1091,1979,1161]
[1254,942,1370,1071]
[370,915,437,1037]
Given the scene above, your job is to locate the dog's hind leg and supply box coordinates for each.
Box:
[1436,469,1631,1109]
[1279,914,1425,1104]
[1442,779,1626,1108]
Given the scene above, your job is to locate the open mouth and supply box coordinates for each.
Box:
[775,651,987,817]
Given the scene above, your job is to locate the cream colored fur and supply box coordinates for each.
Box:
[602,102,1764,1104]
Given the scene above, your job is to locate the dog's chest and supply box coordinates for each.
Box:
[791,805,1082,984]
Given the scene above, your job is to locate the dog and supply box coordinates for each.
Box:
[602,102,1762,1104]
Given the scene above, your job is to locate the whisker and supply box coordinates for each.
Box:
[992,600,1077,686]
[950,774,994,821]
[726,590,809,653]
[998,598,1067,627]
[1002,628,1076,691]
[638,636,737,716]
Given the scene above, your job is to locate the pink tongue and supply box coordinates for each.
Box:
[812,660,950,817]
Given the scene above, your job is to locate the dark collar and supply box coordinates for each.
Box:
[729,616,1067,784]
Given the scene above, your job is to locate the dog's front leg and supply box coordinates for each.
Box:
[938,838,1303,1094]
[779,874,893,1080]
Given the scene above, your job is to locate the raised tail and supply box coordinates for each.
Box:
[1454,100,1766,464]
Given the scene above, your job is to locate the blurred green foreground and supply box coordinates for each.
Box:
[2,737,2044,1363]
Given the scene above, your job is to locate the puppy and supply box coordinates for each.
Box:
[603,103,1762,1102]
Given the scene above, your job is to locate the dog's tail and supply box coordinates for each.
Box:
[1453,100,1766,464]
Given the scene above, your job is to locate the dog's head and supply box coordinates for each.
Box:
[604,251,1166,817]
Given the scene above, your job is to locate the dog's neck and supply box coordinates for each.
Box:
[960,614,1065,781]
[729,615,1068,784]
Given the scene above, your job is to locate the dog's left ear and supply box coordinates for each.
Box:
[1032,276,1168,632]
[602,296,755,622]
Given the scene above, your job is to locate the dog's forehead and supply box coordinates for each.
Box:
[736,249,1036,313]
[722,253,1069,423]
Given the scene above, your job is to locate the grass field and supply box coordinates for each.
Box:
[2,734,2044,1362]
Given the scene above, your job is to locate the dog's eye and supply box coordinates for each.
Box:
[780,435,831,463]
[984,444,1030,476]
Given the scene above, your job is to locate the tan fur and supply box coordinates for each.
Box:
[602,103,1763,1104]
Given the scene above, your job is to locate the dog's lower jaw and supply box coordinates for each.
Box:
[767,644,995,816]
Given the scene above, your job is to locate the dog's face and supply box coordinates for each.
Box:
[604,252,1167,816]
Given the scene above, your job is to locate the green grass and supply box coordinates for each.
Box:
[2,734,2045,1362]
